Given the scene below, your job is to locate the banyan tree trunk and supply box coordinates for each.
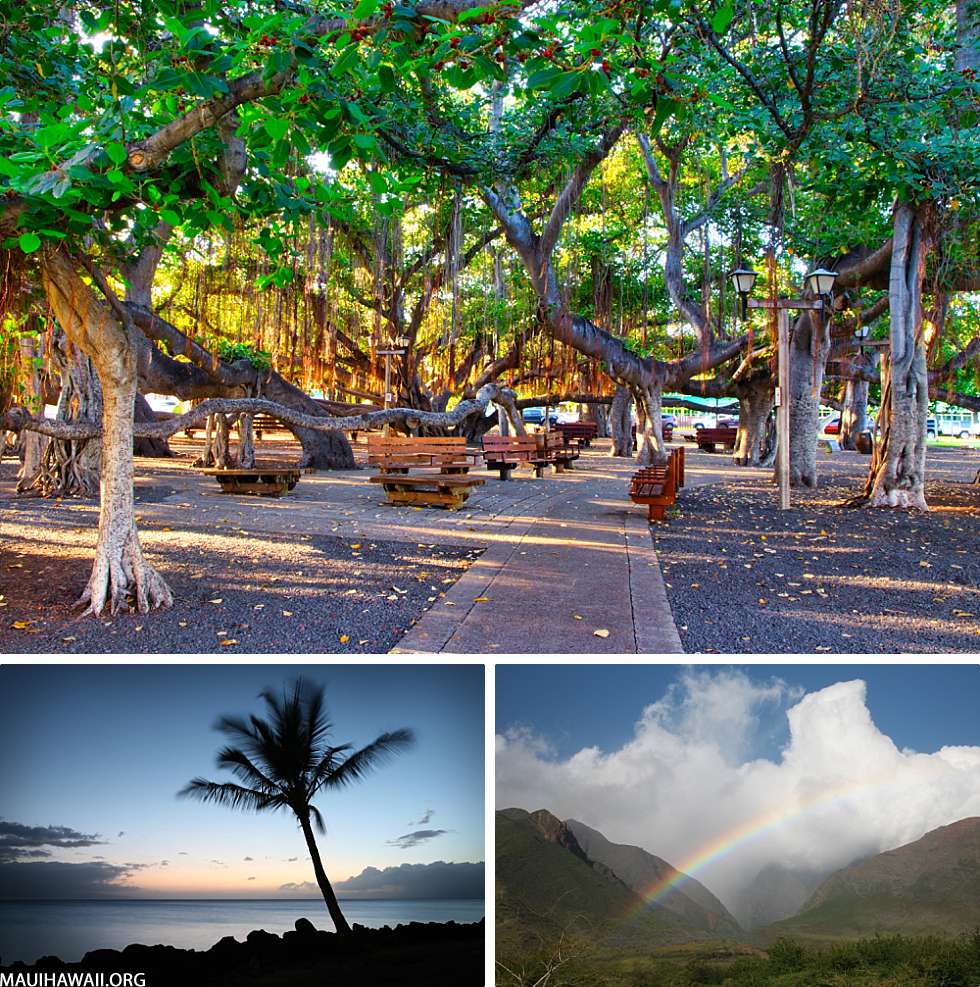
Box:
[19,344,101,498]
[238,413,256,468]
[133,392,173,458]
[41,248,173,615]
[839,376,871,451]
[608,385,633,457]
[860,204,931,509]
[733,374,774,466]
[15,335,45,491]
[787,309,831,487]
[632,382,666,465]
[586,401,610,438]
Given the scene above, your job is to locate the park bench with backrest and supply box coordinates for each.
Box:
[629,447,685,522]
[695,427,737,452]
[367,435,484,509]
[482,434,552,479]
[556,421,598,448]
[536,431,579,472]
[367,435,481,474]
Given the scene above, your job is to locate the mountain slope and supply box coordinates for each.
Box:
[766,817,980,940]
[496,808,739,958]
[566,818,741,937]
[733,863,830,929]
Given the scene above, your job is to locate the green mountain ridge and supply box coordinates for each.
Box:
[764,817,980,942]
[496,808,743,959]
[566,818,741,937]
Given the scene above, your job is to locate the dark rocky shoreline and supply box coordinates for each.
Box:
[0,918,485,986]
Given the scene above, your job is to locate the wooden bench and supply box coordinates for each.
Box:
[368,472,484,509]
[695,427,737,452]
[367,435,484,509]
[367,435,481,475]
[253,414,294,440]
[536,431,579,472]
[482,434,551,480]
[629,448,684,522]
[556,421,598,448]
[199,466,301,497]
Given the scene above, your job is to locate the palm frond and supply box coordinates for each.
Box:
[216,746,282,795]
[309,804,327,834]
[178,778,285,814]
[313,729,415,793]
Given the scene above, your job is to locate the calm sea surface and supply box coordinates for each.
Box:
[0,898,485,964]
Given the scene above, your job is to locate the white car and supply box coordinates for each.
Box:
[145,393,184,414]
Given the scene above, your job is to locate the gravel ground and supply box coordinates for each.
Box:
[0,523,480,654]
[653,470,980,654]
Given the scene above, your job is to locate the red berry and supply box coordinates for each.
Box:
[601,59,610,73]
[590,48,601,57]
[450,36,461,47]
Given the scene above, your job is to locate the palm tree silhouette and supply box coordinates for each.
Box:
[179,678,414,935]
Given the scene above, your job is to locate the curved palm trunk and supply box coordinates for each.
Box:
[298,812,352,936]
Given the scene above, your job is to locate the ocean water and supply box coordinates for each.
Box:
[0,898,485,964]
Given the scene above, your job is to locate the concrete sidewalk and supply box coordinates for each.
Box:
[393,455,683,654]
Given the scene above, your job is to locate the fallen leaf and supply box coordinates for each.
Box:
[593,628,610,638]
[473,596,489,603]
[282,610,294,617]
[339,634,350,643]
[758,598,768,605]
[573,614,583,620]
[219,639,239,647]
[209,598,223,604]
[351,543,361,549]
[11,620,33,630]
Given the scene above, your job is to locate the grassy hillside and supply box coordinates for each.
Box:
[764,818,980,942]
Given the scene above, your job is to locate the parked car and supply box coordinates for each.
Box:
[927,417,937,439]
[522,407,559,427]
[823,417,841,435]
[717,415,740,428]
[661,413,677,428]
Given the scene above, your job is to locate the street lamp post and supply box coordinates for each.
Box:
[731,268,838,510]
[377,334,410,436]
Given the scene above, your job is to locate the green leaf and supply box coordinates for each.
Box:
[650,96,677,137]
[105,143,128,166]
[264,118,290,141]
[367,170,387,194]
[711,4,734,34]
[19,232,41,254]
[160,208,181,225]
[352,0,378,17]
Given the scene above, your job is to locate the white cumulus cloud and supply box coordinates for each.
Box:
[495,671,980,911]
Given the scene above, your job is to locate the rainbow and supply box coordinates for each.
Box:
[623,769,903,920]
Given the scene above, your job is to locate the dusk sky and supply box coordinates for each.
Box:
[497,664,980,909]
[0,664,484,900]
